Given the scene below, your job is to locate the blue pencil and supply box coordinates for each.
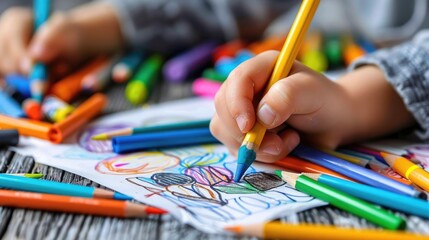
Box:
[292,145,422,198]
[112,128,219,153]
[0,174,132,200]
[304,173,429,219]
[0,90,26,118]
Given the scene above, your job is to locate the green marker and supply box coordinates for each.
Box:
[324,35,343,68]
[202,68,227,82]
[125,55,163,105]
[275,171,405,230]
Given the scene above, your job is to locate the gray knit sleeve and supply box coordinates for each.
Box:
[350,30,429,140]
[104,0,292,54]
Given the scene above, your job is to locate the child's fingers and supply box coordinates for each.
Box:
[256,129,300,163]
[256,62,327,129]
[0,7,32,75]
[213,90,246,144]
[210,114,242,152]
[29,13,70,62]
[224,50,279,133]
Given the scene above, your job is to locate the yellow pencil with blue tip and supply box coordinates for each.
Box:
[235,0,320,182]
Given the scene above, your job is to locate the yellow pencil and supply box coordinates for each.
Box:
[226,222,428,240]
[319,147,369,166]
[381,152,429,192]
[235,0,320,181]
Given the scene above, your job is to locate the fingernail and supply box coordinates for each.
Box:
[236,114,248,132]
[287,134,300,151]
[30,44,45,57]
[261,144,281,155]
[20,58,32,73]
[258,103,276,126]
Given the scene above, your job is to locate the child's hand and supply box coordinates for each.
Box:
[0,7,33,75]
[0,2,123,79]
[210,50,356,163]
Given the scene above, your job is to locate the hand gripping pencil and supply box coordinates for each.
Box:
[235,0,320,181]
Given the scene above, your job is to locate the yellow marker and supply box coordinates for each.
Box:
[381,152,429,192]
[235,0,320,182]
[226,222,429,240]
[299,31,328,72]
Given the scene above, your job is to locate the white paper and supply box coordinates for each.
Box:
[14,98,325,233]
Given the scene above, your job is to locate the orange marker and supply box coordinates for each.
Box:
[343,36,365,66]
[0,114,60,142]
[248,35,286,54]
[22,99,43,120]
[381,152,429,192]
[213,40,246,62]
[274,156,353,181]
[0,189,166,218]
[51,57,108,102]
[53,93,107,141]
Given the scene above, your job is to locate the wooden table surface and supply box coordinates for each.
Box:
[2,82,429,239]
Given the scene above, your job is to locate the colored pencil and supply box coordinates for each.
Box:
[0,174,132,200]
[92,119,211,140]
[319,147,369,166]
[235,0,320,182]
[304,173,429,219]
[273,156,353,181]
[382,152,429,192]
[0,189,166,218]
[292,145,422,198]
[5,173,43,179]
[112,128,218,153]
[112,51,145,83]
[125,55,163,105]
[275,171,405,230]
[0,130,19,147]
[225,222,427,239]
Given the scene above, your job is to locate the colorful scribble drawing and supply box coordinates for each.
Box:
[110,145,317,226]
[78,124,130,153]
[405,144,429,170]
[95,152,180,175]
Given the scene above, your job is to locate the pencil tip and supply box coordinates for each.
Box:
[224,225,242,233]
[234,146,256,182]
[113,192,133,201]
[146,206,168,215]
[91,134,107,141]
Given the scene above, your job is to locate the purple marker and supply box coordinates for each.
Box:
[163,42,217,83]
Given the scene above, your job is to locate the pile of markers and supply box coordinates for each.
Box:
[0,169,166,218]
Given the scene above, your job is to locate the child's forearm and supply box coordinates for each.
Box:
[337,65,415,144]
[67,2,124,55]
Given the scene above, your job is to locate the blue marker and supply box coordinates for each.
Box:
[29,0,51,103]
[0,174,132,200]
[112,128,219,153]
[0,90,26,118]
[5,74,31,98]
